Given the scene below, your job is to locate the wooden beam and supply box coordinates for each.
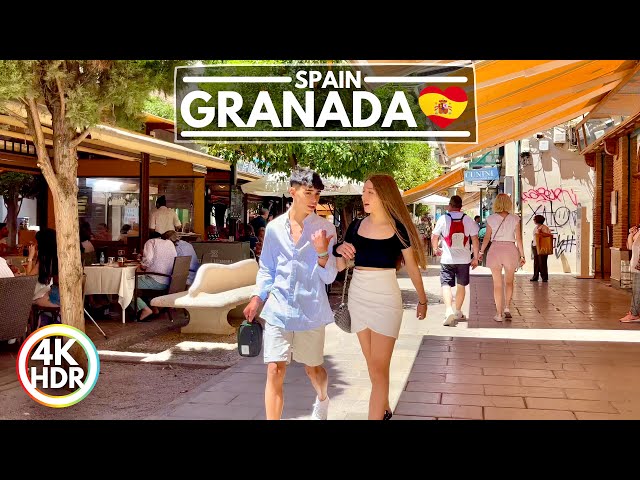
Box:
[146,122,175,132]
[140,152,150,247]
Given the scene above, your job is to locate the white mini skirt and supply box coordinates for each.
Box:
[348,269,403,339]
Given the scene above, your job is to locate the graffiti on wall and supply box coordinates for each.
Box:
[522,185,581,260]
[524,204,578,259]
[521,187,579,207]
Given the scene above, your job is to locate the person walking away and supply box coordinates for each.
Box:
[530,214,551,282]
[243,167,338,420]
[431,195,480,326]
[333,174,427,420]
[620,224,640,323]
[478,194,526,322]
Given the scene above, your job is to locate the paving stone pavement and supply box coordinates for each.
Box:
[153,265,640,420]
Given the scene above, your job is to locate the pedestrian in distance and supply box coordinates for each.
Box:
[431,195,480,326]
[478,194,526,322]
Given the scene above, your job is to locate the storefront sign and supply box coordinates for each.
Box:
[464,167,500,183]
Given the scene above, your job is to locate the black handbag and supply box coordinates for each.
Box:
[237,320,263,357]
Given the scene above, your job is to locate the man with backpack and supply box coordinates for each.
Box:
[431,195,480,326]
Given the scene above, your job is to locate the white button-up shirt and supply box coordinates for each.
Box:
[0,257,14,278]
[254,212,338,331]
[141,238,177,285]
[150,206,182,234]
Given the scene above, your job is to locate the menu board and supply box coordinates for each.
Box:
[229,186,243,219]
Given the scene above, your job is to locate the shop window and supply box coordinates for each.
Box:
[77,177,140,241]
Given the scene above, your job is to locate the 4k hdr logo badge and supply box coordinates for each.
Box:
[16,325,100,408]
[418,86,468,128]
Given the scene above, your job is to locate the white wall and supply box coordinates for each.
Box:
[0,196,38,224]
[519,130,595,274]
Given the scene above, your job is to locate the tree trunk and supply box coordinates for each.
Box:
[5,197,19,248]
[51,152,83,332]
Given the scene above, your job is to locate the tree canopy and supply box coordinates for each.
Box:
[0,60,190,333]
[0,172,42,203]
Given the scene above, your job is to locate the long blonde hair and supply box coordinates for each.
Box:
[367,174,427,269]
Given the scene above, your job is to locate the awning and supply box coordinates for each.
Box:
[415,194,451,205]
[461,191,481,211]
[349,60,638,160]
[87,125,231,171]
[0,102,233,171]
[241,172,364,197]
[402,168,465,204]
[445,60,637,159]
[575,62,640,154]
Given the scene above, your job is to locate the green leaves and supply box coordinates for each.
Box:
[0,172,42,200]
[205,139,441,190]
[0,60,194,131]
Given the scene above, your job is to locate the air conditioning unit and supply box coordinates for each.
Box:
[553,127,566,143]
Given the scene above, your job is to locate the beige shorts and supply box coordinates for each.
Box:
[263,322,325,367]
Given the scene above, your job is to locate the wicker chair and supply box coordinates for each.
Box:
[0,275,38,343]
[133,256,191,322]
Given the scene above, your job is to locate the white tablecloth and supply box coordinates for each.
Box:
[84,265,137,323]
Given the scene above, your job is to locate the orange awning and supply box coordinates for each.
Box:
[349,60,638,160]
[403,168,464,204]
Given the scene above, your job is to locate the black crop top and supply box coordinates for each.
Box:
[341,217,411,269]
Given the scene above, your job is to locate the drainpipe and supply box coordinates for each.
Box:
[628,134,632,235]
[601,152,605,279]
[516,141,522,217]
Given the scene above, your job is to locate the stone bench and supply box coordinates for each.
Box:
[150,259,258,335]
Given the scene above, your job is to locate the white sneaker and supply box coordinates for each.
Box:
[311,395,330,420]
[455,310,466,321]
[443,309,456,326]
[493,314,504,322]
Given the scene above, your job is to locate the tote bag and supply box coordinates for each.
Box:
[536,229,554,256]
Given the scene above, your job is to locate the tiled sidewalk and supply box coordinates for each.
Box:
[467,272,637,330]
[154,267,640,420]
[395,335,640,420]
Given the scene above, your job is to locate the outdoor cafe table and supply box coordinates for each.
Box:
[84,264,138,323]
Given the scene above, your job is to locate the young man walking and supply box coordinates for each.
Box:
[431,195,479,326]
[243,167,338,420]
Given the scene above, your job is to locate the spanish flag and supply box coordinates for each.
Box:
[419,86,468,128]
